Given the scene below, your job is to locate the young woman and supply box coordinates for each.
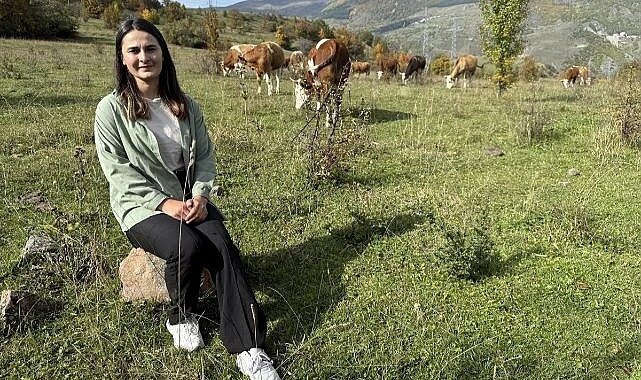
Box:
[94,18,279,380]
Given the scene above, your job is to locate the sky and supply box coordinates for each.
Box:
[177,0,243,8]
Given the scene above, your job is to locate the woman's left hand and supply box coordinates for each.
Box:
[184,195,208,224]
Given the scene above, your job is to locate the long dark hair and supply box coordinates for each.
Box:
[115,18,188,120]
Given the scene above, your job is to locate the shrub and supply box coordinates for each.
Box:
[615,60,641,81]
[163,18,206,49]
[515,84,552,144]
[161,0,187,23]
[140,8,160,24]
[436,218,497,282]
[612,75,641,146]
[0,0,78,38]
[430,54,452,76]
[102,1,123,30]
[519,56,540,82]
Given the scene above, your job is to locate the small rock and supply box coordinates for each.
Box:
[567,168,581,177]
[119,248,214,303]
[18,191,54,211]
[21,234,58,262]
[484,146,505,157]
[1,290,40,331]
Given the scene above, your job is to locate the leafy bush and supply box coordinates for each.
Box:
[612,74,641,146]
[0,0,78,38]
[615,60,641,81]
[430,54,452,76]
[436,216,497,282]
[163,18,206,49]
[518,56,541,82]
[102,1,123,30]
[140,8,160,24]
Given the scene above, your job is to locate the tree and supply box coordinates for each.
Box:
[102,1,123,29]
[372,41,388,63]
[162,0,187,23]
[479,0,529,95]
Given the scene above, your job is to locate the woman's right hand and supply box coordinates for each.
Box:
[159,198,190,220]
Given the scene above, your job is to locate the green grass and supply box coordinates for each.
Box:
[2,21,641,379]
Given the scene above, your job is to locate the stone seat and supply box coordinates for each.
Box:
[119,248,214,303]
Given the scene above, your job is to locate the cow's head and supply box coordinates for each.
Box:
[400,72,406,84]
[561,79,570,88]
[292,78,314,109]
[445,75,456,89]
[376,70,383,80]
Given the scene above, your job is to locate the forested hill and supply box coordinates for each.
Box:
[223,0,641,73]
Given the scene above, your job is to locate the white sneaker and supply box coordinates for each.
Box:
[165,317,204,352]
[236,348,280,380]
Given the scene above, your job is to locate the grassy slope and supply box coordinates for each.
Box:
[2,19,641,379]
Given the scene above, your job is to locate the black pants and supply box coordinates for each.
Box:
[125,203,266,354]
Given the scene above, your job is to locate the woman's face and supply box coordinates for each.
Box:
[121,29,163,89]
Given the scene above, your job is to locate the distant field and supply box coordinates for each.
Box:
[2,20,641,379]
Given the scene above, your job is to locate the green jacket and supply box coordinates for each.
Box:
[94,92,216,231]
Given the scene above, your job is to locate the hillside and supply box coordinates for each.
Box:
[223,0,641,73]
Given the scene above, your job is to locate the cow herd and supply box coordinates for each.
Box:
[220,38,594,124]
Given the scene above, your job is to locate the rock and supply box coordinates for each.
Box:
[1,290,40,331]
[21,234,58,262]
[18,191,54,211]
[119,248,214,303]
[483,146,505,157]
[567,168,581,177]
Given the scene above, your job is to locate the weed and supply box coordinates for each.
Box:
[515,83,552,144]
[611,75,641,146]
[436,211,498,282]
[0,56,22,79]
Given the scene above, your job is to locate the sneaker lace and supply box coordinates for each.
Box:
[249,350,274,373]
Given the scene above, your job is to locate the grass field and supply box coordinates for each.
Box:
[2,20,641,379]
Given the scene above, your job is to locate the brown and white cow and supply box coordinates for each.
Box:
[560,66,580,88]
[351,61,371,76]
[445,55,479,89]
[238,41,285,96]
[401,55,427,84]
[573,65,590,85]
[287,50,306,76]
[221,44,255,77]
[376,57,399,79]
[292,38,351,127]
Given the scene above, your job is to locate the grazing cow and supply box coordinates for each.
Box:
[573,65,590,85]
[560,66,580,88]
[401,55,427,84]
[292,38,351,127]
[376,57,399,79]
[287,50,306,76]
[445,55,480,89]
[238,41,285,96]
[221,44,255,77]
[351,61,371,76]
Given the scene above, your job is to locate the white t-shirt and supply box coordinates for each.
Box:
[145,97,183,171]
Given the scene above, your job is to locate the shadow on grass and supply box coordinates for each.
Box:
[0,94,92,108]
[348,107,414,124]
[245,211,431,355]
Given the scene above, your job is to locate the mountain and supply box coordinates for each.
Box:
[222,0,641,73]
[221,0,328,17]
